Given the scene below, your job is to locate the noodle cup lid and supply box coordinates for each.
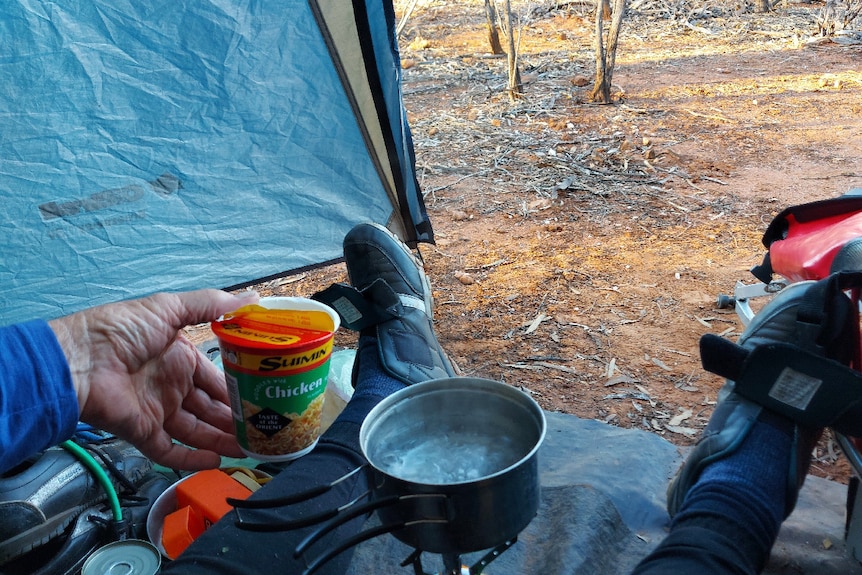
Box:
[212,303,336,352]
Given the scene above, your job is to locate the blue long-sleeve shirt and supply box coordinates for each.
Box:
[0,320,78,472]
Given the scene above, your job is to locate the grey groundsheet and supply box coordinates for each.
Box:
[343,412,862,574]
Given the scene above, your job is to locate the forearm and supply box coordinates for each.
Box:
[0,320,79,472]
[47,311,93,413]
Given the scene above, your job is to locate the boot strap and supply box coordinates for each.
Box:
[313,280,420,332]
[700,335,862,436]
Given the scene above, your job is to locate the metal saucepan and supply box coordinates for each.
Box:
[230,377,546,570]
[357,376,546,554]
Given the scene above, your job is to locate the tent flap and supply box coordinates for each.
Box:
[0,0,431,324]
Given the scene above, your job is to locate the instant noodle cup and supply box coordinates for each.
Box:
[211,297,340,461]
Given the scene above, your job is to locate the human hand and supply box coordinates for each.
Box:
[49,289,259,470]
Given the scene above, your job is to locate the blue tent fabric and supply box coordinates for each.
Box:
[0,0,431,324]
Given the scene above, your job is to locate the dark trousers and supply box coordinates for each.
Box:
[162,419,372,575]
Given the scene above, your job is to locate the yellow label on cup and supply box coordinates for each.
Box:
[226,341,333,372]
[212,298,340,461]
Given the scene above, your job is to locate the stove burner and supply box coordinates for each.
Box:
[401,538,517,575]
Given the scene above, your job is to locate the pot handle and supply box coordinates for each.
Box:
[299,519,411,575]
[227,463,367,510]
[293,494,405,557]
[232,488,372,532]
[294,492,449,558]
[300,515,452,575]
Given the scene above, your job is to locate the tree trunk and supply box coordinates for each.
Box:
[754,0,770,13]
[601,0,613,20]
[484,0,504,55]
[591,2,608,103]
[590,0,626,103]
[503,0,522,100]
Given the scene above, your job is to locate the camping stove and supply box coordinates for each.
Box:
[232,378,545,575]
[399,538,517,575]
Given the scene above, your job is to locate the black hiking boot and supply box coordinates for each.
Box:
[0,439,151,565]
[1,471,170,575]
[314,222,456,386]
[666,280,856,519]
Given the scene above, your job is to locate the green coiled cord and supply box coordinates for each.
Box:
[61,439,123,522]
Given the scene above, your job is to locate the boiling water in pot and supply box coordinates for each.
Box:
[374,429,530,484]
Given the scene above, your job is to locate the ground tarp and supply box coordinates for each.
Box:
[344,411,862,574]
[0,1,431,324]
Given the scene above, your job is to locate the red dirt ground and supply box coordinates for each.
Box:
[190,1,862,483]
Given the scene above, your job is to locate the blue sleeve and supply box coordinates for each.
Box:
[0,320,79,472]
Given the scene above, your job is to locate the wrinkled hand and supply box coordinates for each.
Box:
[49,289,259,470]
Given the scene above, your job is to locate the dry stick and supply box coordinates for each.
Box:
[684,179,707,192]
[802,173,862,180]
[683,19,715,35]
[684,109,735,123]
[396,0,420,37]
[421,170,488,196]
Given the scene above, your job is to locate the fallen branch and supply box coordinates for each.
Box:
[683,109,735,123]
[682,19,716,35]
[532,361,580,374]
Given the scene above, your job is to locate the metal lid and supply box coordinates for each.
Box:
[82,540,161,575]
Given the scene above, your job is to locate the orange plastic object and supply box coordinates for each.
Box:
[162,505,205,560]
[175,469,252,527]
